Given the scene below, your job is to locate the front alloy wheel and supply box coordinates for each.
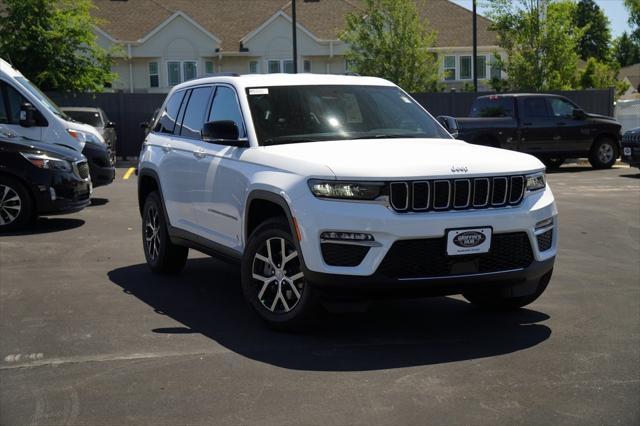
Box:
[252,237,305,313]
[241,217,318,330]
[0,184,22,227]
[144,205,160,262]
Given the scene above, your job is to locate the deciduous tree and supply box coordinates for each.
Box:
[0,0,117,92]
[340,0,440,92]
[573,0,611,61]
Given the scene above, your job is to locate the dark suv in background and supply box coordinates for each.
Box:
[0,127,91,231]
[438,94,622,169]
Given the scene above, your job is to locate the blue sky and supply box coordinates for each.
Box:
[450,0,632,38]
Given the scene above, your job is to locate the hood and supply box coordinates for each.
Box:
[586,112,619,123]
[0,134,84,162]
[261,138,545,180]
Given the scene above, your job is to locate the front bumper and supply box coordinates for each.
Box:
[82,143,115,187]
[292,185,558,287]
[31,171,92,215]
[621,143,640,168]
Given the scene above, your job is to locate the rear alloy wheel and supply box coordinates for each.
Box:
[0,177,33,232]
[589,138,618,169]
[142,191,188,274]
[241,218,318,330]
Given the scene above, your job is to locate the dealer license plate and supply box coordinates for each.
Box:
[447,227,492,256]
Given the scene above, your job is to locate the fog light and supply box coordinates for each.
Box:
[320,232,374,242]
[49,187,57,201]
[535,217,553,230]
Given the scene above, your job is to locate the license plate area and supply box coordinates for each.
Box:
[446,227,492,256]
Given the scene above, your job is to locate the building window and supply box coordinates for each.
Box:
[303,60,311,73]
[183,61,196,81]
[283,60,294,73]
[459,56,472,80]
[268,60,281,73]
[490,55,502,79]
[149,62,159,88]
[205,61,214,75]
[249,61,259,74]
[476,55,487,79]
[167,61,181,86]
[444,56,455,81]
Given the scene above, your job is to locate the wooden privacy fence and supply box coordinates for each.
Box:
[47,88,615,159]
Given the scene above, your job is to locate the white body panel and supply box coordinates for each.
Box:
[139,73,558,278]
[0,58,104,152]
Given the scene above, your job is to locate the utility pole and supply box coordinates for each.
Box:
[292,0,298,73]
[472,0,478,92]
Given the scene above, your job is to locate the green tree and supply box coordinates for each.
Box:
[485,0,583,91]
[573,0,611,61]
[340,0,439,92]
[579,57,629,96]
[613,32,640,67]
[0,0,117,92]
[625,0,640,42]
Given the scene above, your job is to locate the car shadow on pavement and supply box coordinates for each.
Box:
[90,197,110,206]
[546,166,595,174]
[108,258,551,372]
[1,217,85,236]
[620,173,640,179]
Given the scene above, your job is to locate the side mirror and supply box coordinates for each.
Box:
[202,120,246,147]
[19,103,37,127]
[572,108,586,119]
[437,115,459,138]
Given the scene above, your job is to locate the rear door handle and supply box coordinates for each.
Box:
[162,143,172,153]
[193,149,206,159]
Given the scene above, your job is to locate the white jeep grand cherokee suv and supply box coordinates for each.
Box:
[137,74,557,329]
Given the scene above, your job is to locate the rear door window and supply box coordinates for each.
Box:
[179,86,213,139]
[521,97,550,118]
[155,90,186,134]
[470,97,514,117]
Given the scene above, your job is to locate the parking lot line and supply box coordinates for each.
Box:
[123,167,136,180]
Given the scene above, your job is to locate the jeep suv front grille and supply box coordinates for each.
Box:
[389,176,525,213]
[377,232,533,279]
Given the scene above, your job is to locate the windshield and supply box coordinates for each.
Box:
[63,110,103,127]
[15,76,69,120]
[246,85,450,146]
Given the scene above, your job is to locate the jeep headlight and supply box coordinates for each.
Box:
[526,172,546,192]
[21,152,72,172]
[308,179,384,200]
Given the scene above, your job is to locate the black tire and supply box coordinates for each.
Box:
[589,138,618,169]
[542,158,565,169]
[141,191,188,274]
[463,269,553,310]
[0,176,33,232]
[241,217,319,331]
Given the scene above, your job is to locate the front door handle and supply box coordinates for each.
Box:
[162,143,172,153]
[193,149,206,159]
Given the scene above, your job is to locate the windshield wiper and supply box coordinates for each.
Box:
[349,133,427,140]
[263,137,322,146]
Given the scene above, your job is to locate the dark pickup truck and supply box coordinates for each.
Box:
[438,94,622,169]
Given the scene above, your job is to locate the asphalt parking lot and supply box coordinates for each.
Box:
[1,165,639,425]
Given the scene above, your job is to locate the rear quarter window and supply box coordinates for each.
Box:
[470,97,514,118]
[154,90,186,134]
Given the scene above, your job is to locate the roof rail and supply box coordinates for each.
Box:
[204,72,240,77]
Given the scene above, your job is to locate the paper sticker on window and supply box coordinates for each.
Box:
[249,88,269,95]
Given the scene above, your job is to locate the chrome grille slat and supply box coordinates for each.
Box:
[453,179,471,209]
[390,175,526,213]
[432,180,451,210]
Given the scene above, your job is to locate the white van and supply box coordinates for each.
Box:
[0,58,104,152]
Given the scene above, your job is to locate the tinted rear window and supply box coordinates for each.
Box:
[470,97,514,118]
